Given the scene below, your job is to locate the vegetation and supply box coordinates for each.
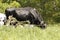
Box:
[0,0,60,40]
[0,24,60,40]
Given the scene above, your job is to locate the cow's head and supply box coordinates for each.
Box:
[40,21,46,29]
[0,13,6,26]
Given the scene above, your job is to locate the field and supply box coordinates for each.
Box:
[0,24,60,40]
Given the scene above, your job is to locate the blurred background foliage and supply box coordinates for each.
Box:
[0,0,60,24]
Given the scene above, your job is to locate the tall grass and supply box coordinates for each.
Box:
[0,24,60,40]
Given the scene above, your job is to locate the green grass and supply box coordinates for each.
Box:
[0,24,60,40]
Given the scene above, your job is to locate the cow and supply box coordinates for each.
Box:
[5,7,46,28]
[0,13,6,26]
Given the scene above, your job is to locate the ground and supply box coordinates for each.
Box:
[0,24,60,40]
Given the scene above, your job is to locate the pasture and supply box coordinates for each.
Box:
[0,0,60,40]
[0,24,60,40]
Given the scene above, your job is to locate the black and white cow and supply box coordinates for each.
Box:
[0,13,6,26]
[5,7,46,28]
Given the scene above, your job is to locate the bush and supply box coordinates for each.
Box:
[9,1,21,8]
[0,1,21,13]
[0,3,9,13]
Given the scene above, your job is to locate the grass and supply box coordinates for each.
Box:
[0,24,60,40]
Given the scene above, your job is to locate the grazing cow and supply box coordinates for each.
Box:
[0,13,6,26]
[5,7,46,28]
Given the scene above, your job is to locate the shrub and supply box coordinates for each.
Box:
[9,1,21,8]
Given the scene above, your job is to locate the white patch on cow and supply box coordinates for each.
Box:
[41,21,44,24]
[41,21,46,27]
[33,8,36,10]
[0,13,6,26]
[44,23,46,27]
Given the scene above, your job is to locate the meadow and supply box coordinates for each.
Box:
[0,24,60,40]
[0,0,60,40]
